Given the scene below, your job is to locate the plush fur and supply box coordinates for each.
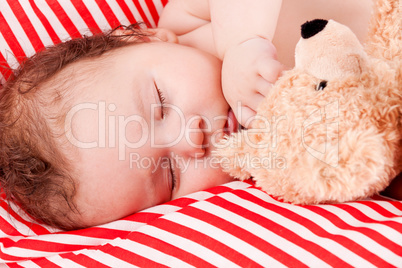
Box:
[216,0,401,204]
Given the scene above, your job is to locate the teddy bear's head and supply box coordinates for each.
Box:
[216,16,401,204]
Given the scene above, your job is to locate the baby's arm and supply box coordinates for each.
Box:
[209,0,281,59]
[158,0,210,37]
[159,0,284,126]
[210,0,284,126]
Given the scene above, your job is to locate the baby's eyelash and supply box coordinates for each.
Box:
[168,158,177,191]
[154,82,167,118]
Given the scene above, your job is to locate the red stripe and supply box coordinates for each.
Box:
[6,0,45,52]
[4,239,90,253]
[0,52,13,81]
[309,206,402,266]
[115,0,137,25]
[205,185,234,195]
[336,203,402,229]
[70,0,101,34]
[0,201,51,235]
[28,0,61,45]
[67,226,130,240]
[128,232,215,267]
[0,212,25,237]
[94,0,121,29]
[144,0,159,25]
[100,243,169,267]
[238,190,394,267]
[161,0,169,7]
[31,257,61,267]
[132,0,151,27]
[358,200,402,216]
[60,252,109,267]
[144,217,265,267]
[191,199,321,267]
[123,211,163,224]
[329,204,402,255]
[166,197,197,207]
[0,10,27,61]
[0,252,27,263]
[45,0,81,38]
[4,263,25,268]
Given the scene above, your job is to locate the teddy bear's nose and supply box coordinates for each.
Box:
[301,19,328,39]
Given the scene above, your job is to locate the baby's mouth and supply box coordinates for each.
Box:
[224,109,239,136]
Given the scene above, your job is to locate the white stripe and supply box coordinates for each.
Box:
[245,188,382,267]
[162,212,284,267]
[82,0,112,31]
[77,248,139,267]
[0,73,5,86]
[0,245,53,259]
[105,0,130,25]
[191,200,329,267]
[45,255,85,268]
[18,0,53,47]
[140,204,181,214]
[124,0,145,24]
[14,260,41,268]
[152,0,165,17]
[355,201,402,220]
[0,0,36,56]
[4,201,59,233]
[110,238,193,267]
[21,233,111,246]
[138,224,241,267]
[321,205,402,267]
[28,0,71,42]
[0,206,39,236]
[0,31,20,69]
[325,204,402,240]
[222,180,253,190]
[98,219,147,232]
[138,0,156,27]
[57,0,92,37]
[181,190,215,200]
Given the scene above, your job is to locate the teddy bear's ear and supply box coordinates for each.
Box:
[300,19,328,39]
[295,20,368,80]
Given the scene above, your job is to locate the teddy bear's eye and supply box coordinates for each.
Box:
[315,80,327,91]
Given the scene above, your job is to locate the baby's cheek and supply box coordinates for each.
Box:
[173,161,233,199]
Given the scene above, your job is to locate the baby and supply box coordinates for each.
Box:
[0,0,378,230]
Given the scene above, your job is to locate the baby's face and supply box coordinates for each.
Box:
[65,41,236,226]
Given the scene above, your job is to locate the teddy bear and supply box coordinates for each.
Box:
[215,0,401,204]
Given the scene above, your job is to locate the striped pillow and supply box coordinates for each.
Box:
[0,0,168,84]
[1,181,401,266]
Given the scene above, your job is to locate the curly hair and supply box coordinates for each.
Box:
[0,24,151,230]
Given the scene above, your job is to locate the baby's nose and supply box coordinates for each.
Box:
[301,19,328,39]
[177,115,206,158]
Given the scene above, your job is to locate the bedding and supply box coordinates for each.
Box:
[1,1,402,267]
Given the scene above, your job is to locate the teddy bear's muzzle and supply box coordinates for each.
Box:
[301,19,328,39]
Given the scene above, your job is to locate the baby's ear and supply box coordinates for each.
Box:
[144,28,179,43]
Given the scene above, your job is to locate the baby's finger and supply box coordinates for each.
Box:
[256,77,274,96]
[257,59,284,83]
[236,105,257,128]
[247,92,266,113]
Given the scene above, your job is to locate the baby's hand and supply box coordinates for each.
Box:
[221,37,283,127]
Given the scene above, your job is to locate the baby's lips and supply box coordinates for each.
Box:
[224,109,239,136]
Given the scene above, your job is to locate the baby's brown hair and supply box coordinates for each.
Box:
[0,24,151,230]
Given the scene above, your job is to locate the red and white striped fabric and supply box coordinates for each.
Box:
[1,180,402,267]
[1,1,402,267]
[0,0,167,84]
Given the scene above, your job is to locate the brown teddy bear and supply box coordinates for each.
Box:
[216,0,401,204]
